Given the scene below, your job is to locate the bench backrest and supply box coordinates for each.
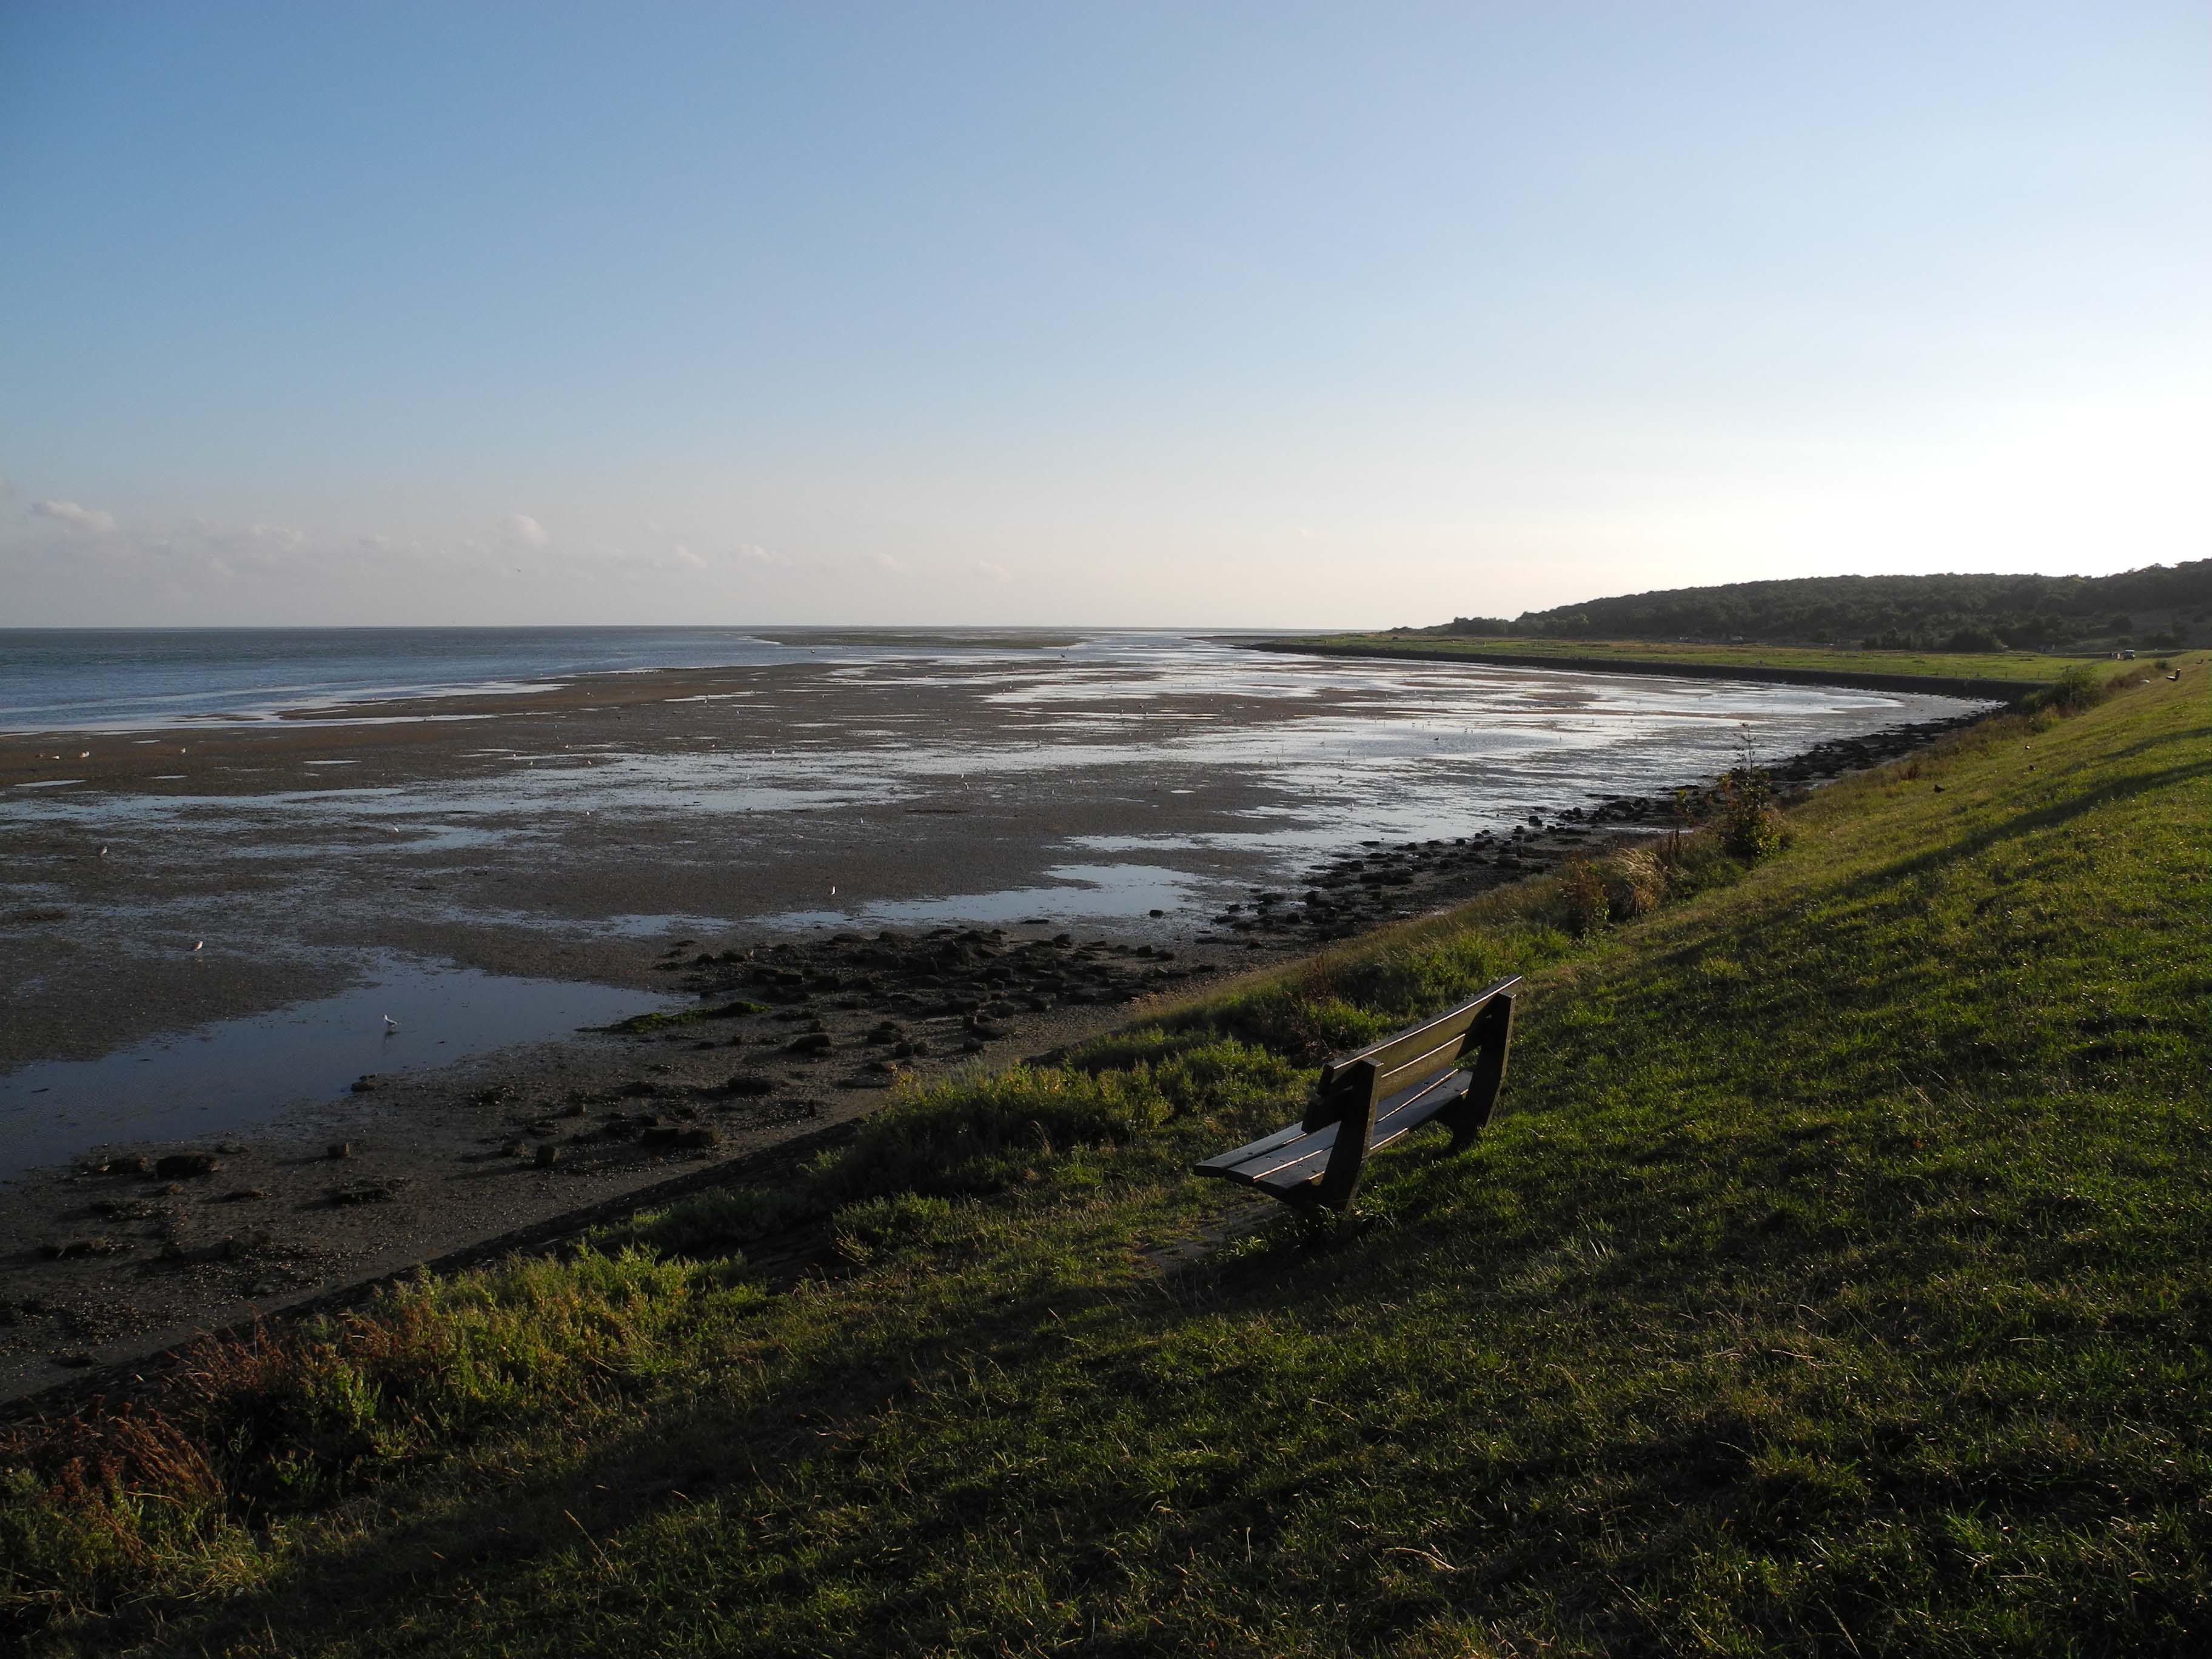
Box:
[1305,976,1521,1134]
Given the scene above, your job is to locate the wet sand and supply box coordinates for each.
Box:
[0,642,1986,1403]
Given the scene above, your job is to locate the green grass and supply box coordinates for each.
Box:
[5,657,2206,1656]
[602,998,768,1034]
[1282,634,2109,686]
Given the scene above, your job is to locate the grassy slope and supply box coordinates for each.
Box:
[16,662,2208,1657]
[1284,635,2090,685]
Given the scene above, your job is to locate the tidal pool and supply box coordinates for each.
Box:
[0,954,674,1180]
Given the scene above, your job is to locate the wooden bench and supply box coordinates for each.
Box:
[1193,976,1520,1212]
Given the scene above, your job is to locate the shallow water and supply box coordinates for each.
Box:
[0,955,672,1180]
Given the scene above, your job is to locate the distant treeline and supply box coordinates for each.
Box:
[1435,561,2212,652]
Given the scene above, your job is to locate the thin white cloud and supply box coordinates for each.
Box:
[500,512,550,547]
[869,552,907,574]
[970,560,1011,582]
[670,543,706,570]
[739,543,793,568]
[33,498,116,533]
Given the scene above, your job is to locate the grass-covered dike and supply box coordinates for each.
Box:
[1262,634,2082,697]
[4,657,2205,1656]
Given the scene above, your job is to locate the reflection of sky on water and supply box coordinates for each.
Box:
[0,953,672,1179]
[760,863,1205,933]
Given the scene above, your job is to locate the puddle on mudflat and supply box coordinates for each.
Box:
[457,908,737,941]
[0,954,675,1181]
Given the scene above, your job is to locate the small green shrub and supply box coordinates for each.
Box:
[818,1065,1174,1202]
[2031,662,2106,715]
[598,1187,808,1259]
[830,1194,979,1264]
[1711,765,1792,861]
[1167,980,1387,1061]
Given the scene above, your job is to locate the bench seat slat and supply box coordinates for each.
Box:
[1201,1067,1473,1193]
[1249,1069,1472,1195]
[1192,1119,1309,1174]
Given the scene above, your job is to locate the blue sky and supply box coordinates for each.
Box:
[2,2,2205,626]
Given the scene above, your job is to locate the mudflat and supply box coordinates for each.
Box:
[0,642,1983,1402]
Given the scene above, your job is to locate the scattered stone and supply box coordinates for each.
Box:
[215,1188,269,1203]
[329,1181,399,1206]
[534,1144,561,1169]
[155,1153,220,1179]
[40,1237,133,1259]
[90,1198,164,1221]
[90,1155,152,1178]
[640,1125,717,1151]
[351,1075,380,1093]
[727,1074,776,1096]
[326,1142,354,1161]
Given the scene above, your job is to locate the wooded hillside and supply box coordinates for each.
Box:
[1436,561,2212,651]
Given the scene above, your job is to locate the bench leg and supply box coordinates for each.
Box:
[1446,993,1516,1149]
[1314,1057,1382,1212]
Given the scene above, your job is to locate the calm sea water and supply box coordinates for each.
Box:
[0,626,1154,731]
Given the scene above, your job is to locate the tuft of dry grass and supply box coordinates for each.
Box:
[1602,845,1667,919]
[1556,859,1612,937]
